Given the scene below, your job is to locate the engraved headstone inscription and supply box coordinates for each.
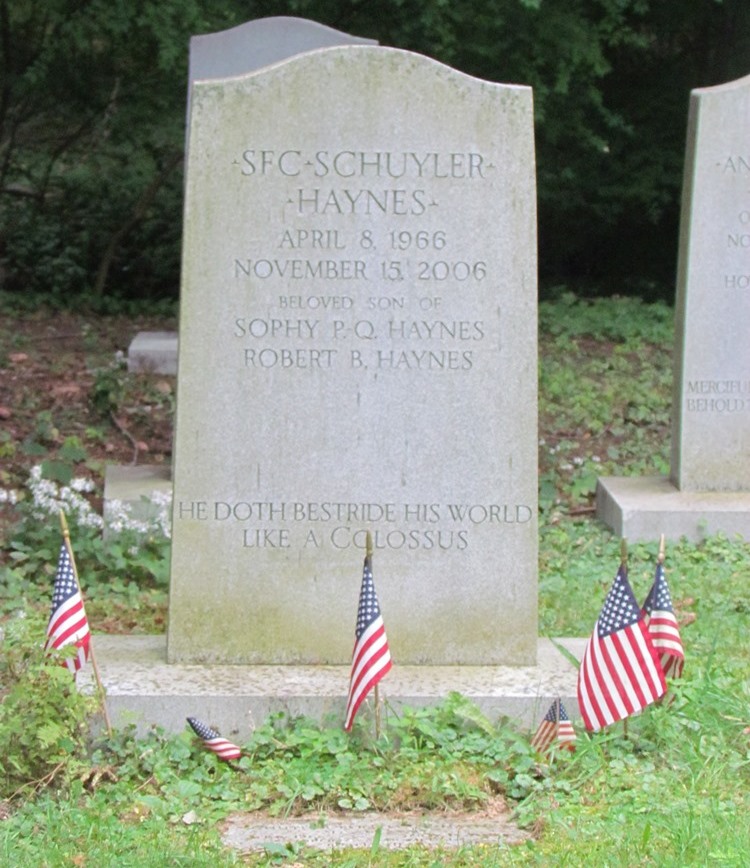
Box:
[168,46,539,665]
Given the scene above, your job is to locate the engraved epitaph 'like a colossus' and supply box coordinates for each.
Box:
[671,73,750,492]
[168,47,538,665]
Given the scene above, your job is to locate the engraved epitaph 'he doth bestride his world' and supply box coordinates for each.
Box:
[168,46,539,665]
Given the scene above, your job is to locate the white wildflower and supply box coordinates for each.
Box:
[0,488,18,505]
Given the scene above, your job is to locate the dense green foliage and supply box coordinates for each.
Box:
[0,615,96,800]
[1,1,749,304]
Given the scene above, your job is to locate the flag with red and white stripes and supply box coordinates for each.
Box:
[531,698,577,753]
[343,551,392,731]
[577,564,666,731]
[187,717,242,761]
[44,540,90,675]
[642,562,684,679]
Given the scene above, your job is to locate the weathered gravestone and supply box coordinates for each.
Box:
[597,72,750,541]
[167,45,539,665]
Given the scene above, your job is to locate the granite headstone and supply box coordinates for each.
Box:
[597,72,750,541]
[671,73,750,491]
[168,46,539,665]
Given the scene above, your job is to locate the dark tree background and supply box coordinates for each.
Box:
[1,0,749,306]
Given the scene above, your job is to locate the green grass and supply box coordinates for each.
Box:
[1,295,749,865]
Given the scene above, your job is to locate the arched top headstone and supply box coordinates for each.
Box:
[170,44,538,666]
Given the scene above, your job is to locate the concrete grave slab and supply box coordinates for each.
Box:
[83,635,584,738]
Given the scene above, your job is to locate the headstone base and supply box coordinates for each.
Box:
[81,635,585,737]
[596,475,750,542]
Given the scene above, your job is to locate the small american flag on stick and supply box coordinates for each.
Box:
[642,559,684,679]
[45,537,90,675]
[531,698,577,754]
[186,717,242,761]
[577,562,666,732]
[343,537,392,731]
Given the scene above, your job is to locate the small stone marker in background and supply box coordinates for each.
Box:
[597,72,750,541]
[126,331,178,375]
[167,45,539,666]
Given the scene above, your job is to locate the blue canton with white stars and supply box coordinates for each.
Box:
[355,558,380,639]
[187,717,221,741]
[643,564,674,613]
[597,566,641,638]
[51,545,78,614]
[543,699,571,724]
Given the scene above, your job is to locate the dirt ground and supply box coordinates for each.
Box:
[0,311,177,492]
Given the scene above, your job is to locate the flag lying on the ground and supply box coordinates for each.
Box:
[531,698,577,753]
[44,538,90,675]
[186,717,242,761]
[343,550,392,731]
[642,561,685,679]
[577,563,666,731]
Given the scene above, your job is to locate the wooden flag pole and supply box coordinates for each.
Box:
[366,531,383,740]
[59,510,113,738]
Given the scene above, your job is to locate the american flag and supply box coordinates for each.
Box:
[642,562,685,679]
[45,540,90,675]
[343,552,392,731]
[531,698,577,753]
[186,717,242,761]
[577,564,666,732]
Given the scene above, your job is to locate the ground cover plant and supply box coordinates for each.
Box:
[0,295,748,865]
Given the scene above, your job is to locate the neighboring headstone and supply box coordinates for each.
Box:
[127,17,377,375]
[670,73,750,492]
[597,72,750,541]
[168,46,539,665]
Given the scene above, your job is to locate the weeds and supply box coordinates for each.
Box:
[1,464,170,626]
